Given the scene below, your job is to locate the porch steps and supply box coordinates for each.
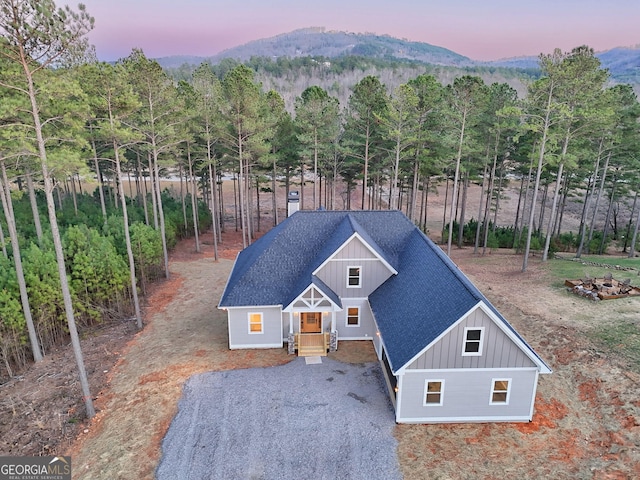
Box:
[297,333,328,357]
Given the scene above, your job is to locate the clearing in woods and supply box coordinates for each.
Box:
[67,232,640,479]
[1,182,639,479]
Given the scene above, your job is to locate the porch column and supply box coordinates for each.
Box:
[287,311,295,355]
[329,310,338,352]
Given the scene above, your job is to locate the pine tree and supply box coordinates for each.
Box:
[0,0,96,417]
[80,61,144,328]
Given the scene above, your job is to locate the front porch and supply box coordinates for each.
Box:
[288,332,337,356]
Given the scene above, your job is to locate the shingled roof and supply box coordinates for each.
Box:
[219,210,550,374]
[219,210,414,307]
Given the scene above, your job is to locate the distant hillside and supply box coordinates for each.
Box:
[155,28,639,96]
[596,46,640,85]
[155,27,473,69]
[488,56,539,70]
[487,46,640,87]
[207,27,473,66]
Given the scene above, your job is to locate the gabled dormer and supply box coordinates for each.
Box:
[313,227,397,298]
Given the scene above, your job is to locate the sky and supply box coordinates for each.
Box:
[77,0,640,62]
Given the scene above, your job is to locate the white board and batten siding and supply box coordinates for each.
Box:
[396,368,539,423]
[314,236,394,299]
[406,305,537,371]
[226,306,283,349]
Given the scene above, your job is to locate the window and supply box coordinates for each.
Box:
[248,313,263,334]
[346,307,360,327]
[490,379,511,405]
[462,327,484,356]
[424,380,444,406]
[347,266,361,288]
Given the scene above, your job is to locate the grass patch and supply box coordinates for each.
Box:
[590,320,640,373]
[548,255,638,288]
[577,255,639,269]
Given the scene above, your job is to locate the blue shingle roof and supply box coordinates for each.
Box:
[219,210,413,307]
[219,210,549,373]
[369,229,484,372]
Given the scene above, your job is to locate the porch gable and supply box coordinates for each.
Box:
[284,282,342,313]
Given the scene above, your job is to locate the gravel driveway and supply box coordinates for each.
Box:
[156,357,401,480]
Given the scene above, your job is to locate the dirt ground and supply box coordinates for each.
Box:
[1,181,639,479]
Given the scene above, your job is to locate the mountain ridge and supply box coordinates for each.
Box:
[155,28,639,86]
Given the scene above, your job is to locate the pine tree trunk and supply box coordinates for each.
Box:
[245,165,253,244]
[555,174,571,238]
[208,163,219,260]
[542,161,565,261]
[629,190,640,258]
[0,215,6,258]
[313,131,318,210]
[599,179,617,254]
[587,150,611,251]
[70,174,78,215]
[179,164,187,236]
[138,154,149,226]
[300,161,305,211]
[255,176,261,233]
[22,60,95,417]
[25,171,44,243]
[0,162,43,363]
[409,157,420,222]
[622,191,638,253]
[523,111,552,271]
[447,110,466,256]
[543,131,570,261]
[114,142,143,329]
[153,150,170,278]
[493,166,505,232]
[442,172,450,242]
[149,154,158,230]
[238,133,248,249]
[483,138,500,255]
[457,173,468,248]
[91,141,107,224]
[575,171,595,258]
[538,182,549,236]
[272,157,278,226]
[475,163,488,254]
[188,146,201,253]
[362,124,370,210]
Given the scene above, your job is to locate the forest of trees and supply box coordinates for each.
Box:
[1,0,639,417]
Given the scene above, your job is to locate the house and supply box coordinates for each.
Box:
[218,210,551,424]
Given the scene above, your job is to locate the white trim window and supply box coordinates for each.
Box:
[423,380,444,406]
[462,327,484,356]
[248,312,263,334]
[346,307,360,327]
[490,378,511,405]
[346,266,362,288]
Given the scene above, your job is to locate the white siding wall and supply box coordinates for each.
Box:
[227,306,283,349]
[407,307,536,370]
[397,368,538,423]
